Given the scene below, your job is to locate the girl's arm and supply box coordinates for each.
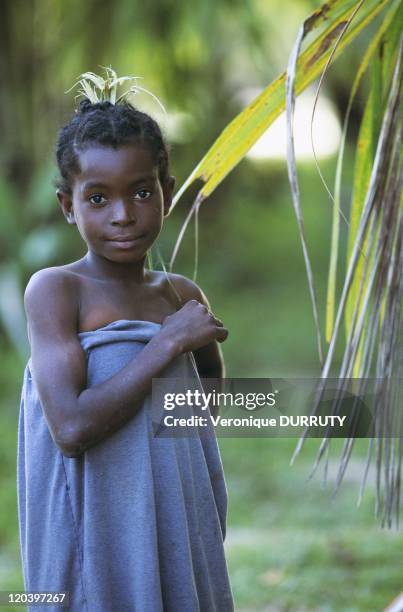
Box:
[169,274,226,379]
[25,269,228,458]
[169,275,226,419]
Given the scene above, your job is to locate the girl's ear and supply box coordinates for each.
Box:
[57,190,76,225]
[162,176,176,217]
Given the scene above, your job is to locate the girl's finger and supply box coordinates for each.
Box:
[216,327,229,342]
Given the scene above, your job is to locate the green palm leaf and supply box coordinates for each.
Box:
[326,0,402,345]
[169,0,391,367]
[170,0,390,213]
[169,0,402,523]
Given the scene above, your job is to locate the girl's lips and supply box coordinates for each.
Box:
[106,235,145,248]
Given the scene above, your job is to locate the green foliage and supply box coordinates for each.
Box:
[221,437,403,610]
[165,0,402,525]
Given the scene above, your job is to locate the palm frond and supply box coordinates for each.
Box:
[168,0,402,523]
[292,35,402,524]
[169,0,390,219]
[168,1,391,357]
[325,0,401,343]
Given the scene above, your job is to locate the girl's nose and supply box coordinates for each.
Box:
[110,199,136,225]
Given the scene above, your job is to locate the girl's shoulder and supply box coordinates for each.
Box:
[25,264,81,295]
[24,264,81,322]
[158,271,209,308]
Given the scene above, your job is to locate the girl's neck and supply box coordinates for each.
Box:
[83,250,147,283]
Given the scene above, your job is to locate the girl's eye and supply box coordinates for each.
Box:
[134,189,152,200]
[89,194,106,206]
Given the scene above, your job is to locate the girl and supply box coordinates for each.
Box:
[17,86,234,611]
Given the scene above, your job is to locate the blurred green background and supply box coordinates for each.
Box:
[0,1,401,610]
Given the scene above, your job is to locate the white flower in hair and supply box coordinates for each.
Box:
[66,66,166,113]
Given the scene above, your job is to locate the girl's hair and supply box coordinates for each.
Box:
[56,98,170,193]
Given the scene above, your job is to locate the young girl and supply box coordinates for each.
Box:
[17,92,234,611]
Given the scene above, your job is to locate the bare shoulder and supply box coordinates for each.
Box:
[24,266,79,334]
[25,266,77,308]
[165,272,210,307]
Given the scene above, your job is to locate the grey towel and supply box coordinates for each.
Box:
[17,319,234,611]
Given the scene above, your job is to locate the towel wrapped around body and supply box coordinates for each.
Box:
[17,319,234,612]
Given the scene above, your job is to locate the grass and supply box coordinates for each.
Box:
[219,437,403,611]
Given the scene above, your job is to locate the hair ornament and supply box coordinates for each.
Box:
[65,66,166,114]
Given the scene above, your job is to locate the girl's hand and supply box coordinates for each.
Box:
[159,299,228,354]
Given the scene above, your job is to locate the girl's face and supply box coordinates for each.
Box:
[58,144,175,264]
